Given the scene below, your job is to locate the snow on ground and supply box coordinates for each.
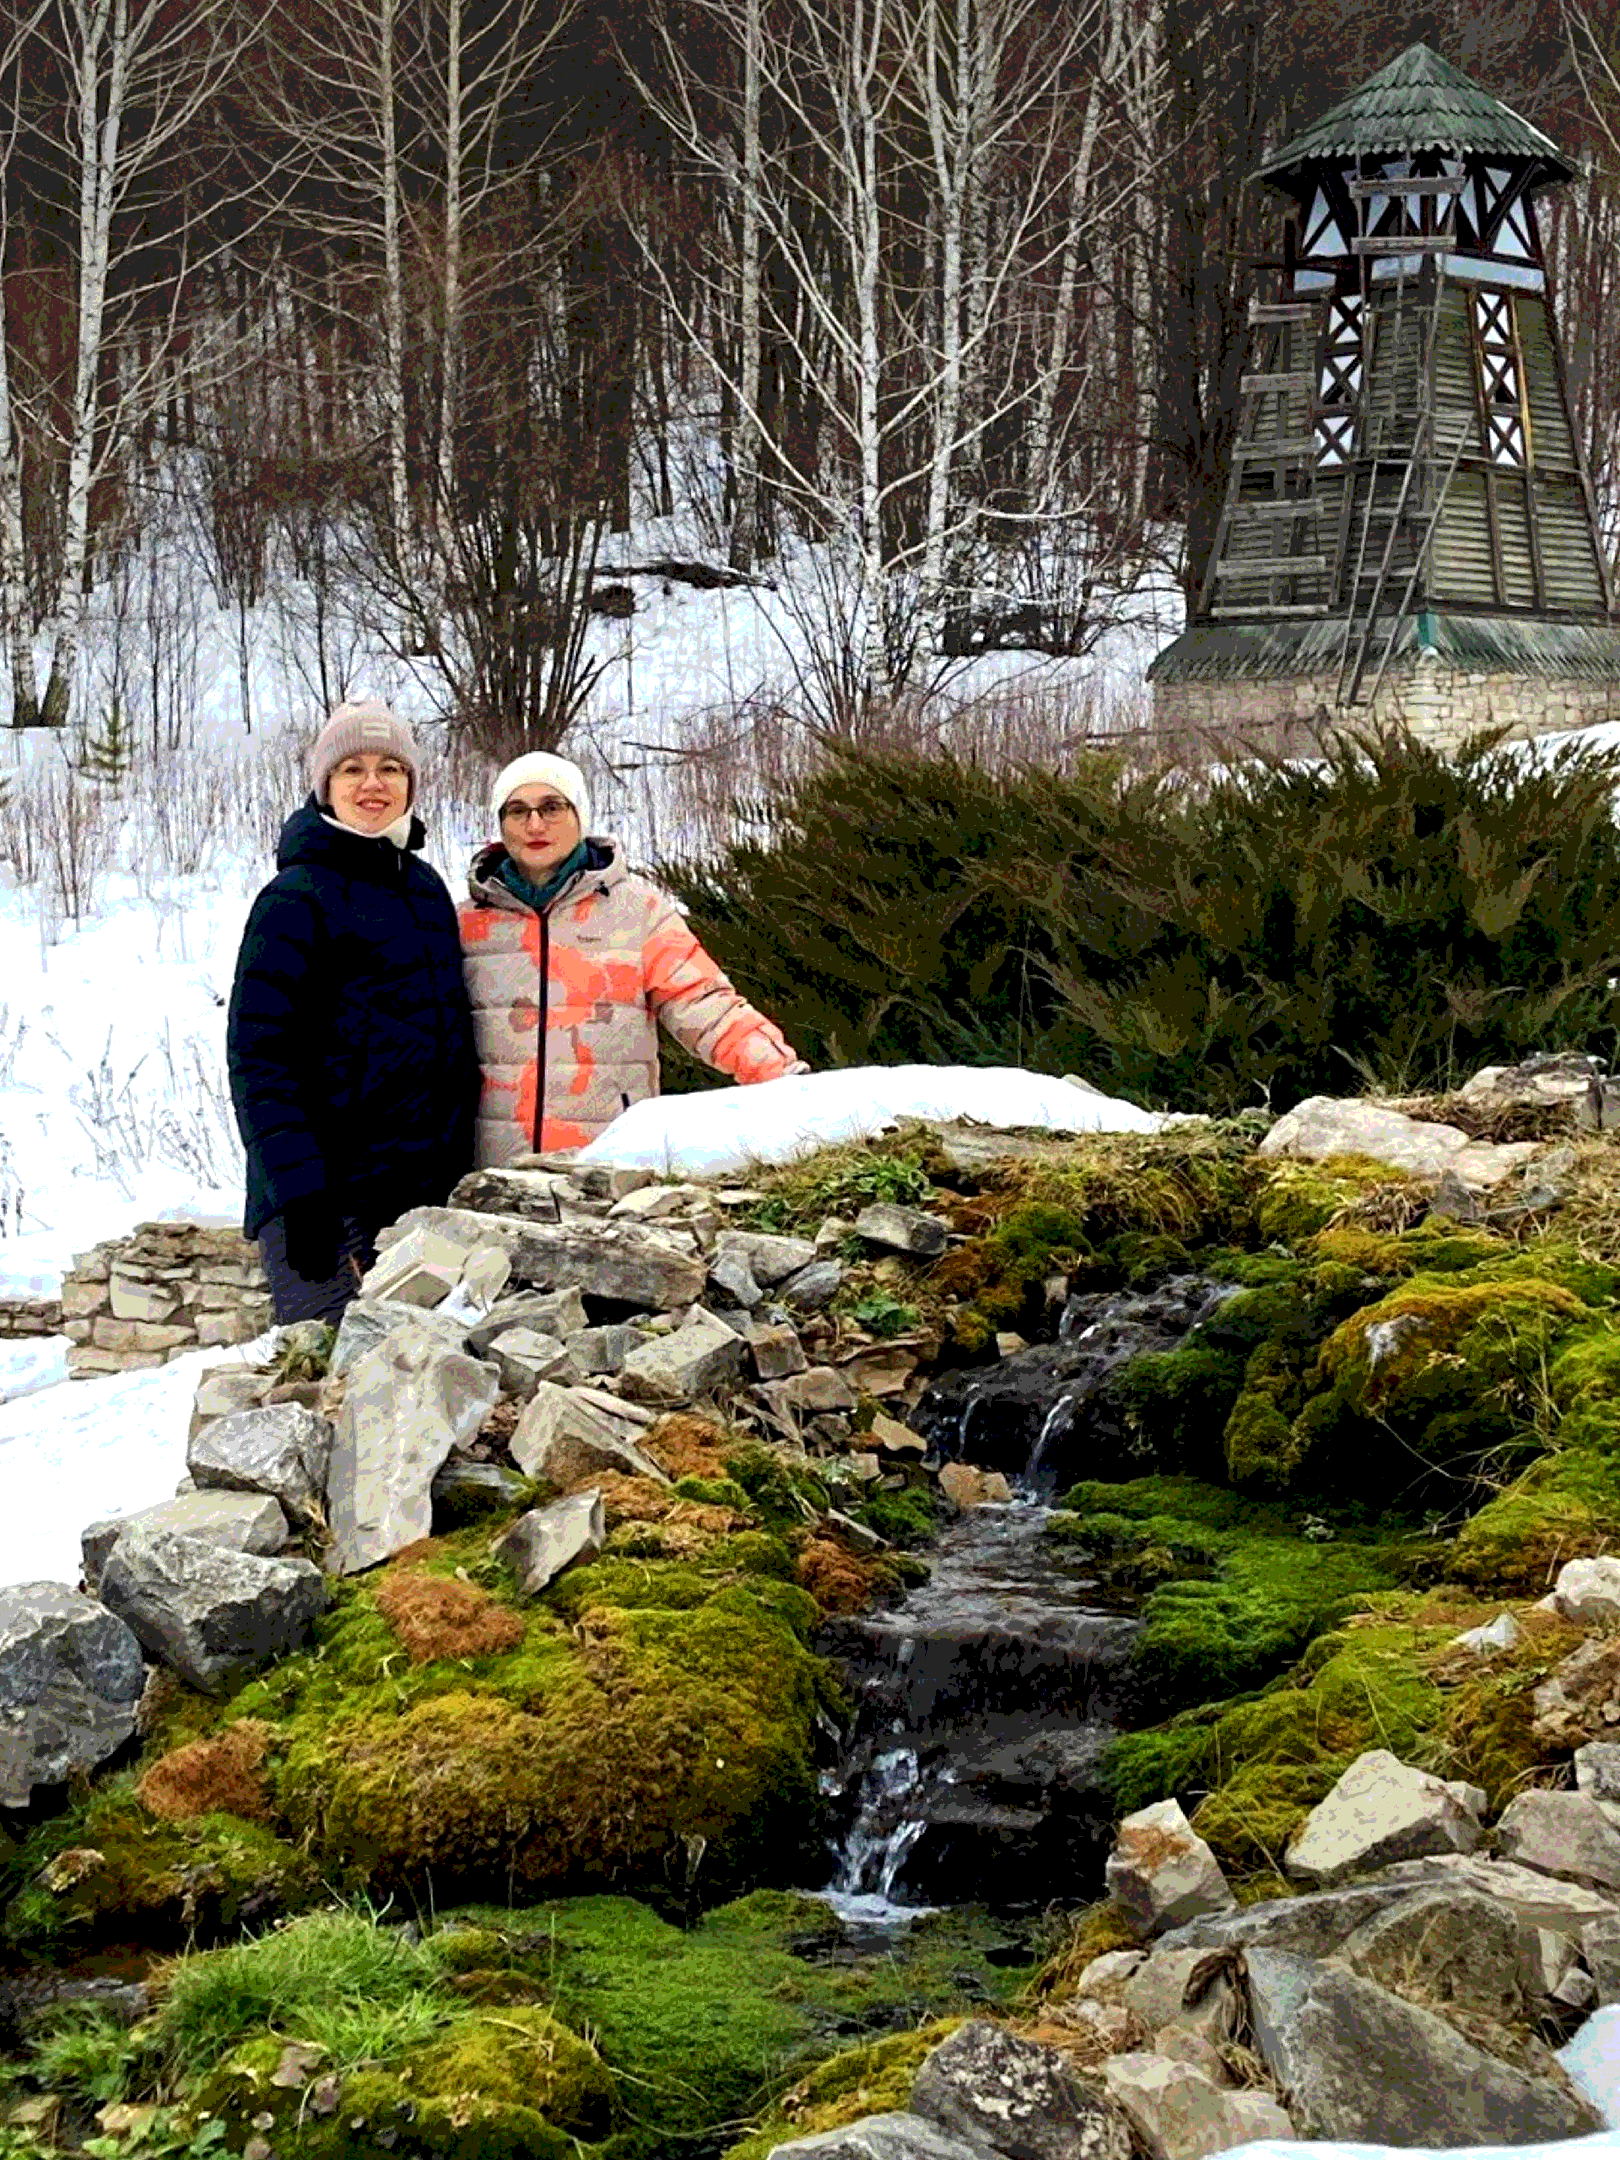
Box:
[578,1063,1165,1178]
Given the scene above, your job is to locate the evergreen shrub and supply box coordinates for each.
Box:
[663,728,1620,1112]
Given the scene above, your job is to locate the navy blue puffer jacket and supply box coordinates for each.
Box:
[227,800,479,1239]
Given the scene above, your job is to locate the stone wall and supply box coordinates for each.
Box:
[0,1295,62,1340]
[60,1223,272,1379]
[1149,665,1620,757]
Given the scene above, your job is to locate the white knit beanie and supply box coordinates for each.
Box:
[491,751,593,836]
[309,699,420,807]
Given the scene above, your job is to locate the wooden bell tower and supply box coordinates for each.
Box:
[1149,44,1620,746]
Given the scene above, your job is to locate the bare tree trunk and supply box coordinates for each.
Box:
[379,0,408,557]
[729,0,764,569]
[435,0,461,549]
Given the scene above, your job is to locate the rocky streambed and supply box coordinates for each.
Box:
[4,1058,1620,2156]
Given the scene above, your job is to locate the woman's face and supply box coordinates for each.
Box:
[500,788,582,879]
[328,753,412,834]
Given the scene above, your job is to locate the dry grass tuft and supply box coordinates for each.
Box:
[795,1537,882,1616]
[373,1569,526,1664]
[136,1720,276,1823]
[1392,1092,1581,1145]
[644,1413,735,1481]
[1325,1178,1430,1233]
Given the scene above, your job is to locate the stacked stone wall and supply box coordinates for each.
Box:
[1150,666,1620,758]
[0,1295,62,1340]
[60,1224,271,1379]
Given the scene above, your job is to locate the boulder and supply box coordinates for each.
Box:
[1283,1749,1482,1886]
[380,1206,707,1311]
[1577,1742,1620,1805]
[98,1530,328,1696]
[609,1180,712,1222]
[0,1584,145,1807]
[748,1323,808,1381]
[1105,1800,1235,1937]
[938,1464,1012,1510]
[570,1323,654,1374]
[1100,2055,1294,2159]
[707,1253,764,1308]
[187,1403,333,1525]
[618,1307,745,1405]
[713,1228,817,1285]
[1495,1789,1620,1892]
[330,1297,468,1378]
[82,1493,288,1593]
[188,1366,272,1437]
[1582,1916,1620,2004]
[486,1327,578,1397]
[1548,1555,1620,1625]
[910,2019,1130,2160]
[1256,1095,1537,1188]
[492,1489,606,1596]
[853,1205,949,1257]
[359,1222,478,1307]
[1156,1881,1431,1961]
[780,1260,844,1310]
[447,1167,566,1220]
[1532,1635,1620,1748]
[511,1384,672,1487]
[1242,1947,1599,2144]
[466,1287,589,1356]
[326,1325,500,1574]
[1121,1948,1237,2044]
[763,1367,859,1417]
[1375,1854,1620,1940]
[765,2115,991,2160]
[1075,1950,1146,1999]
[1334,1885,1526,2020]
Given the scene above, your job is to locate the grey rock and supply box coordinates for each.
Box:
[330,1297,468,1379]
[1495,1788,1620,1891]
[1284,1749,1481,1886]
[1582,1915,1620,2004]
[1374,1854,1620,1939]
[446,1167,565,1219]
[1451,1610,1521,1655]
[609,1180,712,1222]
[187,1404,333,1525]
[766,2115,992,2160]
[1100,2055,1294,2159]
[431,1459,529,1513]
[0,1584,145,1806]
[382,1205,706,1310]
[1532,1634,1620,1748]
[1243,1947,1599,2144]
[1577,1742,1620,1804]
[1121,1948,1237,2043]
[1426,1168,1483,1224]
[486,1327,578,1397]
[1257,1095,1537,1189]
[359,1222,479,1306]
[779,1259,844,1311]
[570,1322,654,1374]
[1549,1555,1620,1625]
[911,2018,1130,2160]
[748,1323,808,1381]
[619,1306,745,1405]
[466,1286,590,1356]
[1156,1881,1427,1961]
[1075,1950,1146,1999]
[763,1366,859,1417]
[1335,1886,1526,2019]
[493,1489,605,1596]
[189,1366,273,1437]
[853,1204,949,1256]
[707,1253,764,1308]
[511,1383,672,1486]
[1106,1800,1235,1937]
[99,1530,328,1696]
[82,1492,288,1593]
[326,1325,501,1573]
[713,1228,817,1285]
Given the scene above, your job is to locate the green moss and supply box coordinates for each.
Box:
[844,1482,938,1548]
[672,1475,755,1510]
[721,1443,831,1532]
[1451,1449,1620,1592]
[2,1782,319,1956]
[724,2023,961,2159]
[1255,1155,1415,1243]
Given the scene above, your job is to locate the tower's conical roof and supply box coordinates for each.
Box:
[1257,42,1574,187]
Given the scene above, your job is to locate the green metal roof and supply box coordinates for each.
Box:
[1257,44,1575,188]
[1148,614,1620,685]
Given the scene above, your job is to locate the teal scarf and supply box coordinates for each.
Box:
[496,841,590,915]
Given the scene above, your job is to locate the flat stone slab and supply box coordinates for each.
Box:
[82,1492,288,1593]
[1284,1749,1481,1886]
[1258,1094,1539,1190]
[382,1207,706,1311]
[511,1383,672,1487]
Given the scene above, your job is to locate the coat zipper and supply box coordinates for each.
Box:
[532,907,550,1150]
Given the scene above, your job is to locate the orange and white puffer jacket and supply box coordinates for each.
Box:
[459,838,805,1163]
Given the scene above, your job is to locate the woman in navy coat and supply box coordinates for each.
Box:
[227,700,480,1324]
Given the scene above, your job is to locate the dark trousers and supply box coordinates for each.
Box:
[257,1212,379,1326]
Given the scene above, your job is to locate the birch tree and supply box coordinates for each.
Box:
[26,0,251,726]
[0,0,48,725]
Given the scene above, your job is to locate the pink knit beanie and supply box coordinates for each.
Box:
[309,700,420,807]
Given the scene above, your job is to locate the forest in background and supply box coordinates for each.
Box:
[2,0,1620,755]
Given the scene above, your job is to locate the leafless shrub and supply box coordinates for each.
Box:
[57,1023,243,1200]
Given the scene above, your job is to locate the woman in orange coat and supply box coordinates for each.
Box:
[459,752,806,1163]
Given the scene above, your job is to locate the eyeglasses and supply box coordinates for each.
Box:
[501,797,574,827]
